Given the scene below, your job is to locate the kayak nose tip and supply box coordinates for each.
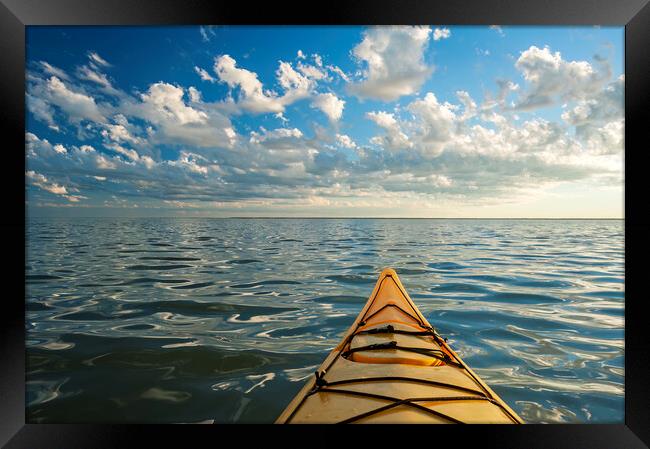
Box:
[380,267,398,277]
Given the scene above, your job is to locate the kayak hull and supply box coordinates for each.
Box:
[276,268,523,424]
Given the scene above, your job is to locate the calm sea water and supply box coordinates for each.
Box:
[26,218,624,423]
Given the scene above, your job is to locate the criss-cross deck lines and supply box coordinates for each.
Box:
[276,268,523,424]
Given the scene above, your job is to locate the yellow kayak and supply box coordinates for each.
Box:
[276,268,523,424]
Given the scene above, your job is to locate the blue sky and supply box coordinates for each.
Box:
[26,26,624,217]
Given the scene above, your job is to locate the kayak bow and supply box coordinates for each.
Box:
[276,268,523,424]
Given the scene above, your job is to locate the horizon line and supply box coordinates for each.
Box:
[27,216,624,220]
[227,217,624,219]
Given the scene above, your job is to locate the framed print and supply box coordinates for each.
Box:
[2,0,649,446]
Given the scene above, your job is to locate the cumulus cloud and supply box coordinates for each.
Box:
[53,144,67,154]
[367,93,460,157]
[433,28,451,41]
[311,92,345,122]
[194,66,216,83]
[363,82,623,180]
[514,46,609,110]
[562,75,624,153]
[336,134,357,149]
[26,131,229,204]
[26,170,68,195]
[561,75,623,126]
[166,151,210,175]
[580,120,624,155]
[214,55,286,114]
[25,29,623,215]
[297,61,330,81]
[124,82,236,149]
[26,169,89,203]
[249,127,304,149]
[41,76,106,123]
[276,61,313,98]
[101,120,142,146]
[367,111,413,151]
[295,53,348,84]
[27,93,59,131]
[349,26,434,101]
[405,92,458,156]
[140,82,208,125]
[327,65,350,83]
[103,143,140,161]
[456,90,478,120]
[25,134,114,173]
[97,115,148,162]
[212,55,328,115]
[188,87,202,103]
[29,56,237,150]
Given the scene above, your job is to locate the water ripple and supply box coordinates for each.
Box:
[26,218,624,423]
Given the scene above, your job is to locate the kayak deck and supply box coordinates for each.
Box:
[276,268,523,424]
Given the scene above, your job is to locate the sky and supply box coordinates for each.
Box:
[25,26,624,218]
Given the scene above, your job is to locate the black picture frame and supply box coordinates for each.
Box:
[2,0,649,447]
